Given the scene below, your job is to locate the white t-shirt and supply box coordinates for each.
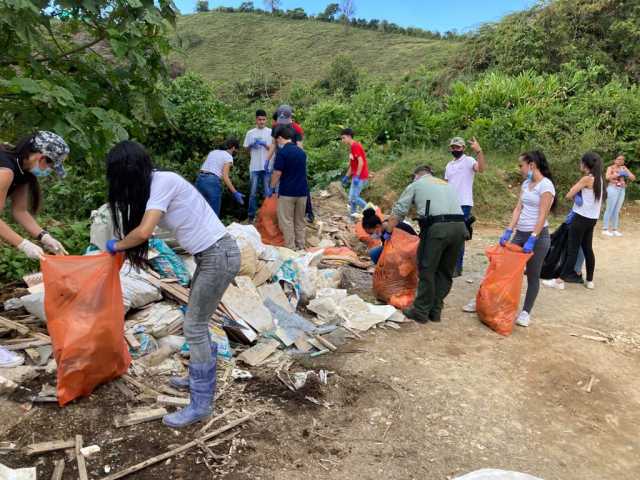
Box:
[444,155,477,207]
[243,127,273,172]
[516,178,555,232]
[572,179,603,220]
[146,171,226,255]
[201,150,233,178]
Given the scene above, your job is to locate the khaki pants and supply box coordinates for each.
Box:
[277,195,307,250]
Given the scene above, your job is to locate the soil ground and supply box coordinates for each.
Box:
[2,211,639,480]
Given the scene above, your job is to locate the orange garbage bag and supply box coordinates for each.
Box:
[41,253,131,406]
[354,207,383,249]
[476,244,532,336]
[255,196,285,246]
[373,228,420,309]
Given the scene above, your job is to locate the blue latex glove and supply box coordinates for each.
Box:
[565,211,575,225]
[106,239,119,255]
[382,231,392,242]
[233,191,245,205]
[265,185,273,198]
[499,228,513,246]
[619,170,628,178]
[352,175,361,187]
[341,175,350,186]
[574,191,583,207]
[523,234,537,253]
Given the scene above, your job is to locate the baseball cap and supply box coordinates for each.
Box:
[449,136,466,148]
[276,104,293,125]
[33,131,69,177]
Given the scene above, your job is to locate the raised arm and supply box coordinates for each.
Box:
[469,137,486,173]
[566,176,591,200]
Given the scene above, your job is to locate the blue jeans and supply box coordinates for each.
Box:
[248,170,270,219]
[369,245,383,264]
[195,173,223,217]
[349,179,368,214]
[456,205,472,271]
[602,185,625,230]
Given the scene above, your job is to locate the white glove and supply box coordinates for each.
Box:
[41,233,69,255]
[17,239,45,260]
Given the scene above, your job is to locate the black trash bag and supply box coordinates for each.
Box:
[540,222,570,280]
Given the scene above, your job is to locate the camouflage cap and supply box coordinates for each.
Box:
[449,136,466,148]
[32,131,69,177]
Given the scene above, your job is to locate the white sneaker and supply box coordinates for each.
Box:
[542,279,565,290]
[602,230,614,237]
[516,311,530,327]
[585,281,595,289]
[462,299,476,313]
[0,346,25,368]
[613,231,623,237]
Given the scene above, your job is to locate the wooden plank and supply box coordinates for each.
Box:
[156,395,190,407]
[50,459,65,480]
[24,347,41,363]
[114,408,168,428]
[306,337,325,352]
[121,374,162,397]
[75,435,89,480]
[25,439,75,455]
[103,411,261,480]
[124,332,141,349]
[0,315,30,336]
[313,335,337,352]
[2,339,49,351]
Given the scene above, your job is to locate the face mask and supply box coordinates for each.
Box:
[527,169,534,181]
[31,165,51,177]
[451,150,464,159]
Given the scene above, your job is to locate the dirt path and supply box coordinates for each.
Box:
[2,219,639,480]
[238,222,640,480]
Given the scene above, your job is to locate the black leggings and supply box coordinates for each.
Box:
[561,213,597,282]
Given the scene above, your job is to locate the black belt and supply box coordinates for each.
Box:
[199,171,218,176]
[428,214,465,224]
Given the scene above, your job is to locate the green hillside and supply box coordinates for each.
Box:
[175,12,461,85]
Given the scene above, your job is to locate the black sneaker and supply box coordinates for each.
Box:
[453,267,462,278]
[564,273,584,284]
[403,307,430,324]
[429,311,442,322]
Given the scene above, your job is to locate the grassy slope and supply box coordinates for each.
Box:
[175,12,461,85]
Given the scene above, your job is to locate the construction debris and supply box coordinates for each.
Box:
[114,408,168,428]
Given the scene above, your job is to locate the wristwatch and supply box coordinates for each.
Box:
[37,230,49,241]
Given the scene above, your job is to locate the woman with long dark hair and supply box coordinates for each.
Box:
[544,152,604,290]
[0,131,69,261]
[463,151,556,327]
[105,141,240,429]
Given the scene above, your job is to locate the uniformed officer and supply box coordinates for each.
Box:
[386,165,467,323]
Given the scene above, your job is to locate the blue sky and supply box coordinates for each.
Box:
[175,0,538,32]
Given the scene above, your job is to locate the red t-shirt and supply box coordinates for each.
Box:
[350,141,369,180]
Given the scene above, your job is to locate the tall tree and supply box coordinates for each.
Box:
[339,0,356,26]
[0,0,177,165]
[319,3,339,21]
[263,0,281,13]
[196,0,209,12]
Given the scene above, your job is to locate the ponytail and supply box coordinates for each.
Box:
[581,152,604,202]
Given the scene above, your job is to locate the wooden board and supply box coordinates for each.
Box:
[156,395,190,407]
[114,408,168,428]
[75,435,89,480]
[0,315,30,336]
[293,335,313,353]
[25,439,75,455]
[50,459,65,480]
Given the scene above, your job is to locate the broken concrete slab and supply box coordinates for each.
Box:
[0,462,36,480]
[237,339,280,367]
[258,283,294,313]
[0,366,39,386]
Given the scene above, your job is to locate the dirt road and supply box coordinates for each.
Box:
[3,220,639,480]
[239,222,640,480]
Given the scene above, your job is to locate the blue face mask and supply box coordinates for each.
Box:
[31,165,52,177]
[526,169,534,181]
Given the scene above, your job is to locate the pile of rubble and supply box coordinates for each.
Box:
[0,185,413,478]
